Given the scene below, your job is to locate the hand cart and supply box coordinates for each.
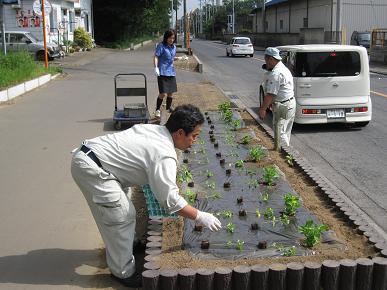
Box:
[113,73,150,130]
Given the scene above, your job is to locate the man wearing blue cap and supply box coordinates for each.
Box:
[259,47,296,146]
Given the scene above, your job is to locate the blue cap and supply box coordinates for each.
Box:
[264,47,282,60]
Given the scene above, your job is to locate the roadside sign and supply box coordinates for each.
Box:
[33,0,52,16]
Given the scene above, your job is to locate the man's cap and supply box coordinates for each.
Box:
[264,47,282,60]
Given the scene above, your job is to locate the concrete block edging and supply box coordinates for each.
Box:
[0,73,60,103]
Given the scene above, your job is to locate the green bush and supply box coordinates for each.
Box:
[73,27,93,49]
[0,51,61,90]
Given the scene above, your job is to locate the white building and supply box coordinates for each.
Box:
[1,0,93,45]
[252,0,387,44]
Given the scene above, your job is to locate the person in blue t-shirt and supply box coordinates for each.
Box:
[153,29,180,118]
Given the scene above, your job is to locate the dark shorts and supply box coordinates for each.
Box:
[157,76,177,94]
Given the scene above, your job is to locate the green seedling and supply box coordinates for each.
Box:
[271,216,277,227]
[184,189,197,204]
[198,147,206,154]
[280,213,290,225]
[206,170,214,178]
[262,165,279,186]
[231,119,241,130]
[261,192,270,202]
[218,101,232,113]
[227,150,239,157]
[255,208,261,218]
[207,191,221,200]
[273,243,296,257]
[226,240,234,247]
[249,146,266,162]
[223,109,233,123]
[205,180,216,189]
[235,159,244,168]
[264,207,274,220]
[286,154,295,166]
[226,222,236,233]
[248,179,259,188]
[197,139,205,145]
[283,193,300,216]
[235,239,245,251]
[299,220,329,248]
[177,165,193,183]
[225,133,236,145]
[241,135,252,145]
[217,210,233,219]
[246,168,256,176]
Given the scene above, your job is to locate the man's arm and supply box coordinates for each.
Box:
[258,93,274,120]
[176,204,198,219]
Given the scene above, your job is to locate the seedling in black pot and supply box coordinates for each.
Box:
[201,240,210,249]
[188,181,194,188]
[251,222,259,230]
[226,168,232,175]
[258,241,267,249]
[237,196,243,204]
[239,209,247,216]
[216,152,222,158]
[223,181,231,188]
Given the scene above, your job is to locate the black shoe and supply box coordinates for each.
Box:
[111,272,142,288]
[167,106,174,113]
[133,239,146,254]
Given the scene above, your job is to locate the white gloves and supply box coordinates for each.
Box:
[154,67,160,76]
[195,210,222,231]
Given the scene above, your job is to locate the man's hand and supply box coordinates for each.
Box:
[154,67,160,77]
[195,210,222,231]
[258,107,267,120]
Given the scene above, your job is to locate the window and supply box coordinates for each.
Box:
[69,11,74,32]
[280,20,283,30]
[10,33,24,43]
[303,18,308,28]
[234,38,251,44]
[294,51,361,77]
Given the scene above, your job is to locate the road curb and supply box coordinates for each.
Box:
[0,73,60,104]
[192,54,203,73]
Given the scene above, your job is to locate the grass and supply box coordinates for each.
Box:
[0,51,62,90]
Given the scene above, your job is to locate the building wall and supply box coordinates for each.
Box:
[2,0,92,44]
[341,0,387,44]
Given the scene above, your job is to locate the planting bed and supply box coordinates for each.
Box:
[139,83,387,290]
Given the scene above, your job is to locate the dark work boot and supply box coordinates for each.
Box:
[133,239,146,254]
[111,271,142,288]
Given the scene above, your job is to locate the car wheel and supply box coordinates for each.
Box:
[36,51,45,61]
[250,54,254,57]
[354,121,369,127]
[231,52,234,57]
[226,50,229,57]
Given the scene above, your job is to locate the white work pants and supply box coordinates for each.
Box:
[71,149,136,279]
[273,98,296,146]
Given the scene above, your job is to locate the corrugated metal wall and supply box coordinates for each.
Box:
[342,0,387,44]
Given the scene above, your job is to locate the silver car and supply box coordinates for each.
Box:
[0,31,61,60]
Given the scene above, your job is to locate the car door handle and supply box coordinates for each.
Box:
[299,84,311,88]
[332,83,339,87]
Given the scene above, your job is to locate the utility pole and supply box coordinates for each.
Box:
[42,0,48,68]
[171,0,174,28]
[183,0,186,48]
[1,2,6,55]
[232,0,235,34]
[262,0,266,33]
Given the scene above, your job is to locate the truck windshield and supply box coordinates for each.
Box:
[294,51,361,77]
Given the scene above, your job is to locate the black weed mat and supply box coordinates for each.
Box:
[181,111,343,260]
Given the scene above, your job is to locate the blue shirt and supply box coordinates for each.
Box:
[155,42,176,76]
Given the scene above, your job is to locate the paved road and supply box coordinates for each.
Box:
[0,46,165,289]
[191,39,387,235]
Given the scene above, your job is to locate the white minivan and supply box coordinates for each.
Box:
[259,45,372,127]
